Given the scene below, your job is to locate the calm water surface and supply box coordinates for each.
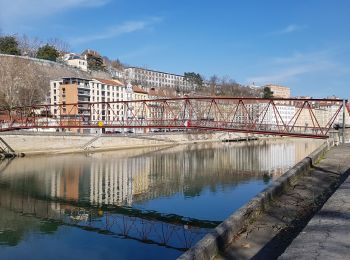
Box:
[0,139,323,259]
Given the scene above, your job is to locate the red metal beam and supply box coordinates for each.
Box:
[0,97,345,139]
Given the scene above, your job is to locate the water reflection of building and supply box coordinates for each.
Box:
[89,157,150,206]
[1,140,323,207]
[50,165,82,201]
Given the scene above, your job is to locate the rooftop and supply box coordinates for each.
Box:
[93,78,124,86]
[126,66,184,77]
[132,85,148,94]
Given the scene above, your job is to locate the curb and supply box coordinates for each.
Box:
[178,141,332,260]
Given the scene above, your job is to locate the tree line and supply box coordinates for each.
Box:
[0,33,125,74]
[0,34,70,62]
[0,32,273,109]
[181,73,266,98]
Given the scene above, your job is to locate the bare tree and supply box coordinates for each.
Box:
[174,78,184,94]
[47,37,71,55]
[0,56,47,109]
[111,59,124,70]
[16,35,70,57]
[208,75,219,96]
[16,34,42,57]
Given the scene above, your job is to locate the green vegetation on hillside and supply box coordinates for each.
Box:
[36,44,59,61]
[0,36,20,55]
[184,72,204,91]
[263,87,274,98]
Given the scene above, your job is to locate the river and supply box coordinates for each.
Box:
[0,138,323,259]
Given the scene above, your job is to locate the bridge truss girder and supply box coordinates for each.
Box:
[0,97,347,139]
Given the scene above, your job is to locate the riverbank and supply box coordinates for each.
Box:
[0,131,262,157]
[279,164,350,259]
[179,140,350,259]
[1,129,347,157]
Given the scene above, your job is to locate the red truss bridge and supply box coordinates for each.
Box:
[0,97,348,139]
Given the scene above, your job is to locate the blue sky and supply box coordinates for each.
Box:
[1,0,350,97]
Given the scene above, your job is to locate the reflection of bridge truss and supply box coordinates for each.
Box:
[0,191,213,251]
[0,97,348,138]
[0,158,13,173]
[61,209,209,251]
[0,137,15,154]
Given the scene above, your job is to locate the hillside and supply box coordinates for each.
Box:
[0,54,112,108]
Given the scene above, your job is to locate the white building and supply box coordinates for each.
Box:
[245,103,295,129]
[108,67,125,80]
[49,77,126,133]
[62,53,88,71]
[270,104,296,126]
[124,67,186,90]
[90,78,126,124]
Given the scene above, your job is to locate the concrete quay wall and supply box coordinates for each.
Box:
[0,131,249,156]
[178,140,333,260]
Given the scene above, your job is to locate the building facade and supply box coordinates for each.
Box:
[62,53,88,71]
[49,77,91,128]
[90,78,125,124]
[124,67,186,90]
[49,77,126,133]
[265,84,291,98]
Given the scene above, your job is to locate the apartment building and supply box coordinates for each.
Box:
[298,103,348,129]
[90,78,125,123]
[124,67,186,89]
[269,104,295,126]
[49,77,126,133]
[230,101,295,129]
[265,84,291,98]
[49,77,91,131]
[124,83,149,133]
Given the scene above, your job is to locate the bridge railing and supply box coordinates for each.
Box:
[0,97,347,138]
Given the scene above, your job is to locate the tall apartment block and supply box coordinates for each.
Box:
[49,77,126,133]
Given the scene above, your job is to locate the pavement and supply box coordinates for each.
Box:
[215,144,350,259]
[279,162,350,259]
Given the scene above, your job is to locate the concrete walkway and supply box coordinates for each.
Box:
[279,166,350,259]
[211,144,350,260]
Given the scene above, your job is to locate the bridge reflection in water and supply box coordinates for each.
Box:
[0,139,323,258]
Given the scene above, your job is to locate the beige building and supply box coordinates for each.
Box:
[265,84,291,98]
